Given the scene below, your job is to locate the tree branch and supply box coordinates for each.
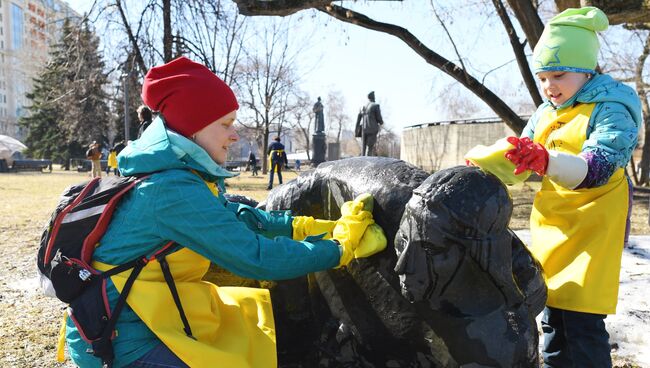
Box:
[316,3,526,133]
[114,0,148,73]
[505,0,543,49]
[492,0,542,106]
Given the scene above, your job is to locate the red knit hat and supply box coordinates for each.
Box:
[141,57,239,137]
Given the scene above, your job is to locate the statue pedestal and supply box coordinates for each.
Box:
[312,133,327,167]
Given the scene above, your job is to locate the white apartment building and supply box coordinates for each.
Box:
[0,0,78,140]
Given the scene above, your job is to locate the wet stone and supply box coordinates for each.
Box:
[257,157,544,367]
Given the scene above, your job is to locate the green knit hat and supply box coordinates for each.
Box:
[532,7,608,74]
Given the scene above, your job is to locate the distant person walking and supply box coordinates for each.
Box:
[86,141,102,178]
[109,140,126,176]
[267,136,288,190]
[295,159,301,171]
[248,151,258,176]
[107,149,118,176]
[137,105,153,138]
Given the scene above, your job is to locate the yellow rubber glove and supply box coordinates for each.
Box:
[333,194,375,267]
[292,216,337,240]
[354,223,387,258]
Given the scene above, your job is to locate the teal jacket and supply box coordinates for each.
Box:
[66,117,341,367]
[522,73,641,187]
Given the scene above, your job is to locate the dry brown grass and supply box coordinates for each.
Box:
[0,167,645,367]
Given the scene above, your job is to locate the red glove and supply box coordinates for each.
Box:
[504,136,548,176]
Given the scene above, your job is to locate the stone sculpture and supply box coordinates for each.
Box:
[263,157,546,367]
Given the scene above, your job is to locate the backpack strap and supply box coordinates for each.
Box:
[92,241,177,368]
[92,256,147,368]
[156,251,196,339]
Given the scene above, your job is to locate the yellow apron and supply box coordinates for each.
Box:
[94,178,277,367]
[530,102,628,315]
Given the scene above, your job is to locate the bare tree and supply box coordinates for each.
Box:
[94,0,247,81]
[634,32,650,185]
[234,1,532,133]
[287,91,314,160]
[325,90,349,144]
[376,126,400,158]
[235,20,302,173]
[234,0,650,134]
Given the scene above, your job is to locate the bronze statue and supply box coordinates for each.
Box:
[355,92,384,156]
[313,96,325,134]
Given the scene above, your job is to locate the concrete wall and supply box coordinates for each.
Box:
[401,121,517,173]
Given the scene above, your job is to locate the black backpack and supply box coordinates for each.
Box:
[37,175,192,368]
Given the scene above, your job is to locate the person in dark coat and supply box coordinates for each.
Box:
[137,105,153,138]
[248,151,258,176]
[267,136,288,190]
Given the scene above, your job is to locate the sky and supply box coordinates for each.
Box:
[62,1,637,135]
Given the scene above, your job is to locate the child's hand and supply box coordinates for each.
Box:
[505,136,549,176]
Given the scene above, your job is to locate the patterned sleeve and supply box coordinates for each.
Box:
[576,102,639,189]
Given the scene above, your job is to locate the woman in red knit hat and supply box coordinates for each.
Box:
[62,56,386,368]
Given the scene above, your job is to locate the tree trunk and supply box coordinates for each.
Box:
[162,0,173,62]
[636,33,650,185]
[493,0,543,107]
[263,111,270,174]
[318,4,526,133]
[557,0,650,25]
[639,114,650,185]
[505,0,544,50]
[114,0,148,73]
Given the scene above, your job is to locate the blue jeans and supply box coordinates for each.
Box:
[541,306,612,368]
[127,343,188,368]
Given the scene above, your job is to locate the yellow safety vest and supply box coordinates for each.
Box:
[94,179,277,367]
[268,149,284,173]
[530,102,628,315]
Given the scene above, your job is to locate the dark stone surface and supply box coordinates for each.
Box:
[394,166,546,367]
[264,157,546,368]
[312,133,327,167]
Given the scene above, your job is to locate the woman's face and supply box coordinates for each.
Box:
[193,110,239,165]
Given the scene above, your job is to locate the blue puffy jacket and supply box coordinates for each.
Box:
[66,117,340,367]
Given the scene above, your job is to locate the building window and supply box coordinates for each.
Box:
[11,4,24,50]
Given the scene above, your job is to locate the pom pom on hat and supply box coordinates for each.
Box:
[532,7,609,74]
[141,56,239,137]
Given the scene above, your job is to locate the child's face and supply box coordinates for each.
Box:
[536,71,590,106]
[194,110,239,165]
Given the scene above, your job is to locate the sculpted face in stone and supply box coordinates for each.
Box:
[395,166,518,310]
[395,166,544,366]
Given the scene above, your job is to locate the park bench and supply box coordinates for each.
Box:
[10,159,53,172]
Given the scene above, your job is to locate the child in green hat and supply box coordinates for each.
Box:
[477,6,641,367]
